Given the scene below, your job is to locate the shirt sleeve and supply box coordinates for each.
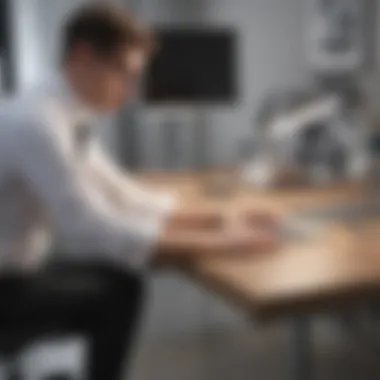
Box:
[88,140,179,216]
[12,118,162,269]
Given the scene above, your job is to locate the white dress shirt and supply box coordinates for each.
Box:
[0,74,176,271]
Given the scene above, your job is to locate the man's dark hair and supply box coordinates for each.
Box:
[62,3,156,60]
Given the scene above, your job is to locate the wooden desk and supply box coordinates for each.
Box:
[141,172,380,380]
[144,172,380,321]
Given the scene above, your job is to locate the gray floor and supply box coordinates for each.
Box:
[131,316,380,380]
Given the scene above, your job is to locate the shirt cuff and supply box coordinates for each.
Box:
[120,191,178,270]
[120,212,165,271]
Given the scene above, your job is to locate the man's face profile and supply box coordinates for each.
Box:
[72,43,146,112]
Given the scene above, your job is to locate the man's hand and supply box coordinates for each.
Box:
[245,208,280,229]
[167,203,280,232]
[153,215,279,266]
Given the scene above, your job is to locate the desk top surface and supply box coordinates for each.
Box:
[141,172,380,321]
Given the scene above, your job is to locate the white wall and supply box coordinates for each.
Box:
[11,0,41,91]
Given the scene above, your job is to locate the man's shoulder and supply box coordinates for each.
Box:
[0,92,41,123]
[0,97,65,153]
[1,89,67,129]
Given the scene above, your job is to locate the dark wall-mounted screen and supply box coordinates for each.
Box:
[144,28,237,104]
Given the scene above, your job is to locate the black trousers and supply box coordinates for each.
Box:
[0,261,145,380]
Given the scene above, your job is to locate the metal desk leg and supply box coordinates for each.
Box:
[290,318,313,380]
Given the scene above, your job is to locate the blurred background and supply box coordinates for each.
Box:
[3,0,380,379]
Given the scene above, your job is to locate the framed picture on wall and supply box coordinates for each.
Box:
[307,0,365,73]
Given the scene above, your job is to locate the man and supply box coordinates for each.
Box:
[0,3,277,379]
